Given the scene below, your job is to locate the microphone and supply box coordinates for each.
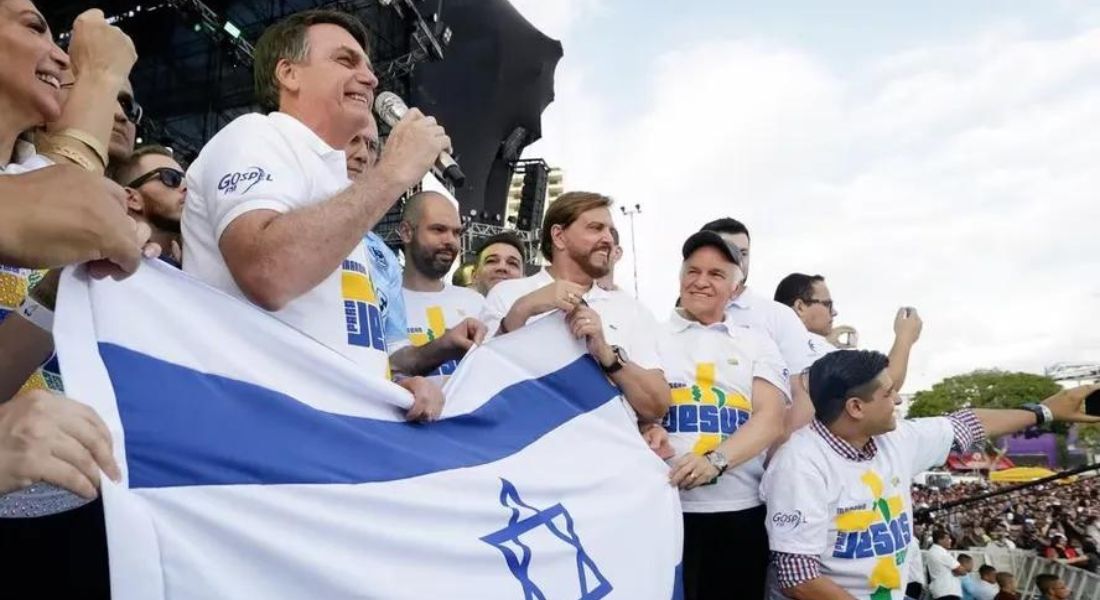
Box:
[373,91,465,187]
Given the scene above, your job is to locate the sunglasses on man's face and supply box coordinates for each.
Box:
[127,167,184,190]
[118,93,143,125]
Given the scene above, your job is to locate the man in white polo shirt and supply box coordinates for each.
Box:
[762,350,1100,600]
[773,273,841,363]
[481,191,670,423]
[925,530,966,600]
[659,230,788,600]
[183,10,449,418]
[399,190,486,384]
[698,218,817,378]
[774,272,924,391]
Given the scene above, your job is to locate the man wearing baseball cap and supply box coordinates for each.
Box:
[658,230,789,600]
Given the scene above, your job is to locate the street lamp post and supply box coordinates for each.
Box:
[619,204,642,299]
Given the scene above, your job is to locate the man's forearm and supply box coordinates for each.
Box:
[608,366,669,422]
[785,374,814,434]
[499,298,533,335]
[389,339,462,377]
[224,172,407,310]
[785,577,859,600]
[887,337,914,391]
[715,396,784,469]
[971,408,1037,439]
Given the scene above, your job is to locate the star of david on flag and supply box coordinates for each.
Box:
[53,261,683,599]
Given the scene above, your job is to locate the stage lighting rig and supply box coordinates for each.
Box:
[170,0,255,66]
[375,0,452,83]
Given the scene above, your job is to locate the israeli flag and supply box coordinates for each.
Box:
[54,261,682,599]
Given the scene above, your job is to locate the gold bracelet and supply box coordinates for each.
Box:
[39,141,101,173]
[53,128,109,167]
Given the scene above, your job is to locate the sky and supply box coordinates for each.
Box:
[506,0,1100,391]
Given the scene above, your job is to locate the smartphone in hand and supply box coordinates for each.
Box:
[1086,390,1100,417]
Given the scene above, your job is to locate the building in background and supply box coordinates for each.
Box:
[506,166,564,232]
[1046,362,1100,387]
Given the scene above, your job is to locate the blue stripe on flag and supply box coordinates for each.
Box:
[99,343,621,488]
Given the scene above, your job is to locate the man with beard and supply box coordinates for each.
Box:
[112,144,183,264]
[596,227,623,292]
[346,120,484,381]
[399,190,486,383]
[482,191,670,423]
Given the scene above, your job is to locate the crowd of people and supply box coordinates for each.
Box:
[914,477,1100,569]
[906,477,1100,599]
[1,2,1098,599]
[922,528,1086,600]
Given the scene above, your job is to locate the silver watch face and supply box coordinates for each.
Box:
[707,452,728,469]
[613,345,628,365]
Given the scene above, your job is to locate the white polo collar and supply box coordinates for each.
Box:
[728,286,759,310]
[268,112,344,159]
[668,308,736,335]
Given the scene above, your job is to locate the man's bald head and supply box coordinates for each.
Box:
[399,190,463,281]
[402,190,454,227]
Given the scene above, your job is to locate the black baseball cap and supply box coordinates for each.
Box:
[681,230,742,266]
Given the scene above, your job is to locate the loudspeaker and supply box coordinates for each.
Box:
[517,163,550,232]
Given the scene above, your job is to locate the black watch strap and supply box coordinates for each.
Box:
[601,346,625,374]
[1020,403,1052,426]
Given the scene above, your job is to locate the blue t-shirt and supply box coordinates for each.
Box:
[364,232,408,352]
[960,573,977,600]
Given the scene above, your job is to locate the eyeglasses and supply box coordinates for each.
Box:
[805,298,835,311]
[118,93,143,125]
[127,167,184,190]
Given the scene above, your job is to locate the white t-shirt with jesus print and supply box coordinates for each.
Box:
[762,417,957,600]
[403,285,485,385]
[657,309,789,513]
[183,112,389,379]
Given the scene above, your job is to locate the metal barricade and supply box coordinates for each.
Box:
[920,548,1100,600]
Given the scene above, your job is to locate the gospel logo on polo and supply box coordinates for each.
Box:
[217,166,274,194]
[771,510,803,531]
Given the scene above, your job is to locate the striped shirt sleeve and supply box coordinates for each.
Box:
[947,408,985,452]
[772,552,821,589]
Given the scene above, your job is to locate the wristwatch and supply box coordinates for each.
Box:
[704,450,729,475]
[1020,403,1053,427]
[600,345,628,374]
